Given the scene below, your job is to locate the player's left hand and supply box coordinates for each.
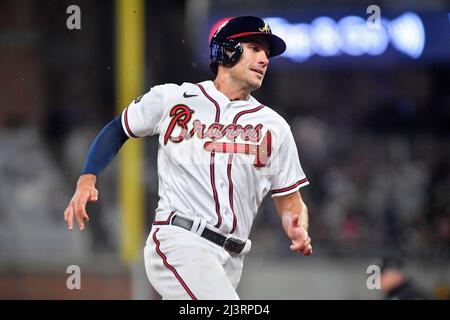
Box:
[287,215,312,256]
[64,174,98,231]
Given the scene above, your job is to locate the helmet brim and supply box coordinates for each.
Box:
[228,32,286,58]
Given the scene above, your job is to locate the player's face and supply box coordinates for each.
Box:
[229,38,270,91]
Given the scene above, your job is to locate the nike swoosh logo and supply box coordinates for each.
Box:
[183,92,198,98]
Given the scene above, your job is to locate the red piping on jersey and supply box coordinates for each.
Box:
[229,104,265,233]
[152,210,176,225]
[232,105,265,127]
[196,84,220,122]
[196,83,222,228]
[271,178,309,195]
[153,228,197,300]
[226,157,235,232]
[123,107,138,138]
[210,153,221,227]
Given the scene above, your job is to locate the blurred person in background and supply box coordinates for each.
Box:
[379,256,430,300]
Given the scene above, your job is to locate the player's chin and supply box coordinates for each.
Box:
[248,77,263,90]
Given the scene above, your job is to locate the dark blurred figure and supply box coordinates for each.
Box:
[379,256,430,300]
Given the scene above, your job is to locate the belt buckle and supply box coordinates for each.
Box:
[223,237,246,255]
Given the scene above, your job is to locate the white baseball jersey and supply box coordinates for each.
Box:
[121,80,309,240]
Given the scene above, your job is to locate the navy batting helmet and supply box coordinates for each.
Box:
[209,16,286,74]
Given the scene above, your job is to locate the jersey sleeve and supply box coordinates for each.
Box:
[121,84,166,138]
[269,128,309,197]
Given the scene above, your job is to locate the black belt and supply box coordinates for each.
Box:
[171,215,246,255]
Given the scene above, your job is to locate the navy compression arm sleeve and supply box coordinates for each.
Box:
[81,116,129,177]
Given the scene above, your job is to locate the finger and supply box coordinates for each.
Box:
[290,243,303,252]
[290,236,311,252]
[65,206,74,230]
[302,244,313,256]
[82,211,90,223]
[298,241,309,252]
[79,199,90,223]
[303,237,311,248]
[77,194,92,226]
[301,231,309,241]
[75,213,84,230]
[297,236,310,248]
[73,202,85,231]
[90,188,99,202]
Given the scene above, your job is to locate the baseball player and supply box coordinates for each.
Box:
[64,16,312,299]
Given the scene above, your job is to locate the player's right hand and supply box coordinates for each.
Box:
[64,174,98,231]
[287,215,313,256]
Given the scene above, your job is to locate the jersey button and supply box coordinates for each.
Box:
[220,182,226,188]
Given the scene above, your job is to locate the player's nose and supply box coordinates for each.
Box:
[257,51,269,67]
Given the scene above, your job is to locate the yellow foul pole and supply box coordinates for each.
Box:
[115,0,145,265]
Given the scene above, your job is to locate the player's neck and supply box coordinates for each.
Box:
[213,76,251,101]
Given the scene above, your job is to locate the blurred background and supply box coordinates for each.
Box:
[0,0,449,299]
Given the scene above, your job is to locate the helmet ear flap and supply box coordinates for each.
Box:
[219,38,243,64]
[210,38,243,74]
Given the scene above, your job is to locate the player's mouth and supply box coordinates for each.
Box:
[250,68,264,77]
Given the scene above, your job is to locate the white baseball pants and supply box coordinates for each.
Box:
[143,225,244,300]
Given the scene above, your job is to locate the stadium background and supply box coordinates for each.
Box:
[0,0,449,299]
